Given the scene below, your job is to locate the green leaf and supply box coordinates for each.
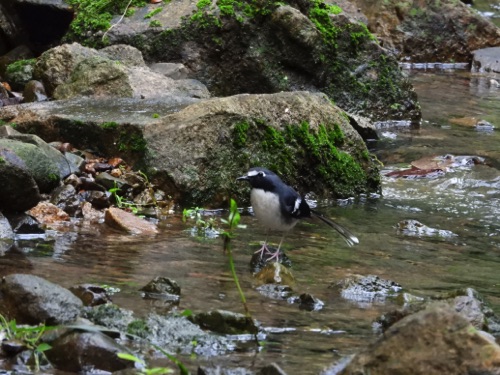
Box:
[35,343,52,353]
[117,352,145,365]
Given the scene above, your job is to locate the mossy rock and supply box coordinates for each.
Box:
[143,91,381,206]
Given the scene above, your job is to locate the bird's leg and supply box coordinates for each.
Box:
[254,230,271,258]
[266,234,286,262]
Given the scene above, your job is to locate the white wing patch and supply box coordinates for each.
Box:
[292,197,301,215]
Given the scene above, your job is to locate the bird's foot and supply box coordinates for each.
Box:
[265,248,281,262]
[254,242,272,259]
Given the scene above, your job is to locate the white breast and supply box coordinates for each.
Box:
[250,188,298,232]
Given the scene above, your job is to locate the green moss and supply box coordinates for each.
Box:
[150,20,162,27]
[48,173,59,182]
[6,59,36,75]
[144,7,163,18]
[127,319,150,338]
[100,121,118,129]
[64,0,148,47]
[0,157,5,164]
[233,121,250,147]
[118,131,147,152]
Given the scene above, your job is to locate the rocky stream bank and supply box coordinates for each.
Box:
[0,0,500,373]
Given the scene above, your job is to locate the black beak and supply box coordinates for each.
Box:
[236,175,249,181]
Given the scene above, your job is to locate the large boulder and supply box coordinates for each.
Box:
[339,303,500,375]
[0,274,83,325]
[351,0,500,62]
[64,0,420,121]
[142,90,381,206]
[34,43,210,100]
[0,147,41,212]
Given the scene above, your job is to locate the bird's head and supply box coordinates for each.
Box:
[237,167,278,190]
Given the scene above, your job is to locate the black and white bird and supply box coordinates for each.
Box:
[237,167,359,261]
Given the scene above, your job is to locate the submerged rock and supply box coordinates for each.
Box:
[335,274,402,303]
[396,219,457,238]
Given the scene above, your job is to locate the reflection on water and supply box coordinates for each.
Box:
[2,69,500,374]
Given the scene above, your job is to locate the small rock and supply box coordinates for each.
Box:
[256,284,294,300]
[140,276,181,301]
[45,330,134,372]
[22,80,47,103]
[254,262,295,285]
[190,310,259,335]
[396,219,457,238]
[297,293,324,311]
[104,207,158,235]
[69,284,113,306]
[81,202,104,222]
[7,213,45,234]
[28,201,70,225]
[335,274,402,303]
[0,212,14,240]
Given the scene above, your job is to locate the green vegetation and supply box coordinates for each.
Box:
[118,352,173,375]
[229,119,372,198]
[6,59,36,75]
[100,121,119,129]
[118,130,147,152]
[64,0,147,46]
[152,113,160,118]
[221,199,249,316]
[182,207,219,237]
[150,20,162,27]
[144,7,163,18]
[233,121,250,147]
[0,315,54,371]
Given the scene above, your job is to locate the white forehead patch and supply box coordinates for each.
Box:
[248,169,265,177]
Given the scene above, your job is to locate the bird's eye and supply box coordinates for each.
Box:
[258,171,265,177]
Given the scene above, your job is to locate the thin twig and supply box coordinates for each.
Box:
[102,0,134,43]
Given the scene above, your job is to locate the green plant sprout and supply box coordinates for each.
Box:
[182,207,219,238]
[118,352,174,375]
[0,315,54,371]
[220,199,250,316]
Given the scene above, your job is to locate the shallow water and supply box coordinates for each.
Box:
[4,68,500,374]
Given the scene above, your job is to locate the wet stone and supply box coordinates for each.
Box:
[104,207,158,235]
[190,310,259,335]
[256,284,294,300]
[69,284,113,306]
[254,262,295,285]
[0,274,82,325]
[45,330,134,373]
[250,249,292,274]
[396,219,457,238]
[140,276,181,301]
[7,213,45,234]
[297,293,325,311]
[0,212,14,240]
[335,274,403,303]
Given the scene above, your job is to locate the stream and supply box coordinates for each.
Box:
[3,67,500,374]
